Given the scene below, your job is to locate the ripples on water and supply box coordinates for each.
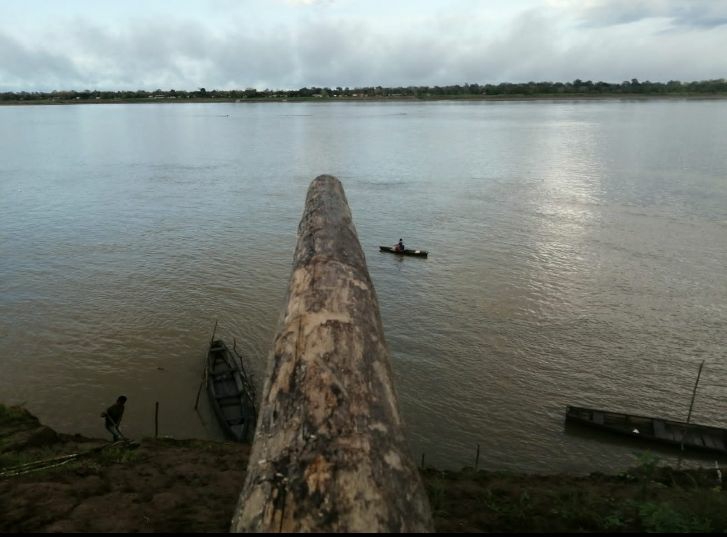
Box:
[1,100,726,473]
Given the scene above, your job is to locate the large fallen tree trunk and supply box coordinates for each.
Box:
[231,175,433,532]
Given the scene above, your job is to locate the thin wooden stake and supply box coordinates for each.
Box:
[475,443,480,471]
[234,338,245,371]
[155,401,159,439]
[209,319,218,345]
[194,379,204,410]
[195,321,216,410]
[681,360,705,452]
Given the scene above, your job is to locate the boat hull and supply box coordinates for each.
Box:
[207,340,257,442]
[565,405,727,455]
[379,246,428,257]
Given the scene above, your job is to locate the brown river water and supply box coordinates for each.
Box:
[1,100,726,473]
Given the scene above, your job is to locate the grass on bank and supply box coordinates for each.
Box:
[423,451,726,532]
[2,403,726,532]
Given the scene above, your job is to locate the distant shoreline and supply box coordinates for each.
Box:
[2,93,727,107]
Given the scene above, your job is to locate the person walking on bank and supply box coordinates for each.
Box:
[101,395,127,441]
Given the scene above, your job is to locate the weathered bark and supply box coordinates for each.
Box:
[231,175,433,532]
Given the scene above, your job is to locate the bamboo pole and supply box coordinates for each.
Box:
[681,360,705,452]
[231,175,433,532]
[210,319,218,345]
[194,321,217,410]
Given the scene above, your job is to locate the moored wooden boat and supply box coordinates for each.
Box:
[565,405,727,455]
[207,339,257,442]
[379,246,428,257]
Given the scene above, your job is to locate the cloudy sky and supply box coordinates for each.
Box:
[1,0,726,91]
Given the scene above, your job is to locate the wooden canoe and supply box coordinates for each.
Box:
[565,405,727,455]
[207,339,257,442]
[379,246,428,257]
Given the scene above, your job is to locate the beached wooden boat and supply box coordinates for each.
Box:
[565,405,727,455]
[207,339,257,442]
[379,246,428,257]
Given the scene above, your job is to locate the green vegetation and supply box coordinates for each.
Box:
[0,404,41,452]
[3,78,727,104]
[0,446,56,470]
[0,403,35,427]
[95,444,141,465]
[423,455,727,533]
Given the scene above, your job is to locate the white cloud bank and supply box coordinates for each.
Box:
[1,0,725,91]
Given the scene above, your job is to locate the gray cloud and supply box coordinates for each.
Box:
[575,0,727,29]
[1,7,726,92]
[0,33,83,88]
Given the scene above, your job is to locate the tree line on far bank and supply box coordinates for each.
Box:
[3,78,727,102]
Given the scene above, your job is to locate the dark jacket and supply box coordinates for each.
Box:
[103,402,124,428]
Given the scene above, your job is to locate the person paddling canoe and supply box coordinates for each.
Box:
[395,238,405,252]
